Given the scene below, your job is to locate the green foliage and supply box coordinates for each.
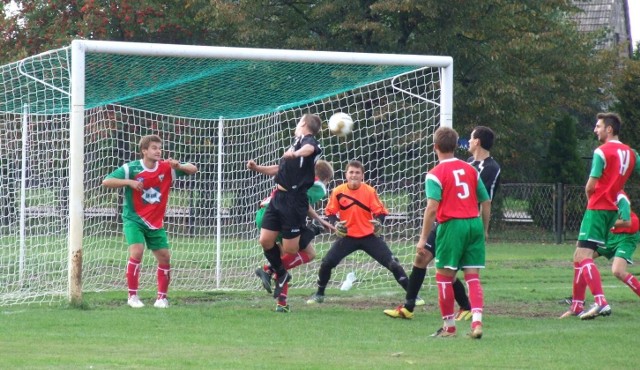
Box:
[542,114,585,185]
[611,58,640,151]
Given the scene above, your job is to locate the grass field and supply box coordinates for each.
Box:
[2,242,640,369]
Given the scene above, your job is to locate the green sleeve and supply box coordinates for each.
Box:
[306,183,326,205]
[617,196,631,221]
[589,151,604,178]
[476,180,490,203]
[425,175,442,201]
[105,166,126,180]
[635,150,640,176]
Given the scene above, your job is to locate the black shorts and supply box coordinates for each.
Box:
[261,189,308,239]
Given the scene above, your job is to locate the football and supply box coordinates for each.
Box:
[328,112,354,137]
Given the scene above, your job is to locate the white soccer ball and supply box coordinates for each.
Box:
[328,112,354,137]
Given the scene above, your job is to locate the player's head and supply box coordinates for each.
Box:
[139,135,163,160]
[434,127,458,154]
[315,160,334,184]
[296,114,322,136]
[595,112,622,140]
[345,160,364,190]
[470,126,495,151]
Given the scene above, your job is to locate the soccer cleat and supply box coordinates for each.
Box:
[383,305,414,319]
[273,271,291,299]
[561,296,573,305]
[255,267,273,294]
[275,303,290,313]
[579,303,611,320]
[559,309,583,319]
[468,324,483,339]
[127,295,145,308]
[308,221,324,236]
[455,309,472,321]
[153,298,169,308]
[306,293,325,304]
[415,296,426,306]
[430,326,456,338]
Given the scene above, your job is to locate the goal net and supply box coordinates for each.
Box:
[0,41,452,306]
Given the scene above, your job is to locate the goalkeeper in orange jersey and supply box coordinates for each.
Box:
[102,135,198,309]
[306,160,414,304]
[248,159,334,312]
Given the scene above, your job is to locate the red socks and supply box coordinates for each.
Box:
[623,273,640,297]
[579,259,607,306]
[157,264,171,299]
[571,262,587,312]
[281,251,311,270]
[464,273,484,315]
[126,258,141,297]
[436,273,455,320]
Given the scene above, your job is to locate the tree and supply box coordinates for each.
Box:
[611,58,640,151]
[0,0,209,64]
[542,114,585,184]
[188,0,619,182]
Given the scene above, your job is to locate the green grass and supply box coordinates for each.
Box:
[2,242,640,369]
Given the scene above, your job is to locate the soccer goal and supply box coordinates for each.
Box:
[0,40,452,306]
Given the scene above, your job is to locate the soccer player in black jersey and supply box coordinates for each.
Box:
[256,114,323,300]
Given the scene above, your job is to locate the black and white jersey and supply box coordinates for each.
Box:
[467,156,501,200]
[275,134,322,192]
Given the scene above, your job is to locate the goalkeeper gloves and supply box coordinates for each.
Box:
[370,219,383,237]
[335,221,348,238]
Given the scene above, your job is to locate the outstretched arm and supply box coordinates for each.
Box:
[167,158,198,175]
[247,160,278,176]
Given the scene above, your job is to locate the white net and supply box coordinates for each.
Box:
[0,43,447,306]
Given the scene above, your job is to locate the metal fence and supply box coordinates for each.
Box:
[491,183,640,243]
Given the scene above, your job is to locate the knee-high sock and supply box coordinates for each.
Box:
[436,273,455,322]
[623,273,640,297]
[453,278,471,310]
[126,258,141,297]
[579,258,607,306]
[571,262,586,312]
[282,251,311,270]
[277,282,289,305]
[465,273,484,325]
[404,266,426,312]
[157,264,170,299]
[264,245,285,277]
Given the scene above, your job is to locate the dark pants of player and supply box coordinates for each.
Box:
[404,223,471,311]
[315,234,408,294]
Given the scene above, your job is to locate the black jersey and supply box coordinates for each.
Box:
[467,156,501,200]
[275,134,322,192]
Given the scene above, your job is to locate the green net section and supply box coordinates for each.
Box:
[3,46,423,119]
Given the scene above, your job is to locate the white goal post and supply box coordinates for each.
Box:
[1,40,453,306]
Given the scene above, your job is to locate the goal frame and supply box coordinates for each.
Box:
[67,40,454,304]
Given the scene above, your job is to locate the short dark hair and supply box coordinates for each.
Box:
[139,135,162,155]
[472,126,495,150]
[346,160,364,173]
[303,114,322,135]
[596,112,622,135]
[434,127,458,153]
[315,160,334,182]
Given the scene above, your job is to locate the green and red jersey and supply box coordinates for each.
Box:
[588,141,639,211]
[425,158,489,223]
[105,160,189,229]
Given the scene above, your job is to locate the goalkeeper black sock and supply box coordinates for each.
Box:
[404,266,426,312]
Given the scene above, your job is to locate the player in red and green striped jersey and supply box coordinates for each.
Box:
[561,112,640,320]
[102,135,198,309]
[420,127,491,339]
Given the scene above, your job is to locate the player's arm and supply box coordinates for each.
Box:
[634,149,640,176]
[282,143,316,160]
[613,195,632,229]
[418,199,439,246]
[586,149,604,197]
[167,158,198,175]
[246,160,278,176]
[102,166,143,191]
[480,164,501,200]
[308,205,335,232]
[476,178,491,240]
